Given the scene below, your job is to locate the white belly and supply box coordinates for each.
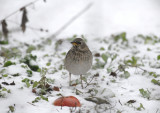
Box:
[66,60,92,75]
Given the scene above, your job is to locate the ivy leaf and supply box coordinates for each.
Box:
[3,61,15,67]
[40,95,48,101]
[139,88,150,99]
[26,45,36,53]
[46,62,51,66]
[32,97,41,103]
[101,53,108,63]
[2,74,8,77]
[0,40,8,45]
[100,47,105,51]
[157,55,160,60]
[137,103,145,111]
[124,71,130,79]
[9,105,15,112]
[151,79,160,86]
[27,70,32,77]
[22,78,30,82]
[25,81,30,88]
[33,81,38,88]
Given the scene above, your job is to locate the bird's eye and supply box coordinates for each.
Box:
[77,42,81,44]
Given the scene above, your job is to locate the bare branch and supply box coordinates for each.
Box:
[46,2,93,40]
[0,0,41,21]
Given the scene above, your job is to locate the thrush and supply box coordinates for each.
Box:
[64,38,93,88]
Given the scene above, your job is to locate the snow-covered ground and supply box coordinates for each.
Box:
[0,0,160,113]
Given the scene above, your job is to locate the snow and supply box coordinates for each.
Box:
[0,0,160,113]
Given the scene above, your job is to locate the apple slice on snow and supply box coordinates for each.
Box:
[53,96,81,107]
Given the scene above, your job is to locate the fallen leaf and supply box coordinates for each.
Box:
[53,86,60,91]
[10,81,15,85]
[2,82,9,85]
[127,100,136,104]
[94,53,100,57]
[110,72,117,77]
[20,7,28,32]
[1,20,9,38]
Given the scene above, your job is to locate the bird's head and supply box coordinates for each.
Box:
[71,38,88,51]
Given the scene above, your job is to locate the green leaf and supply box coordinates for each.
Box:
[139,88,150,99]
[40,68,47,76]
[100,47,105,51]
[151,79,160,86]
[7,89,11,93]
[3,61,15,67]
[29,65,39,72]
[58,64,63,70]
[82,77,87,83]
[111,54,117,61]
[33,81,38,88]
[110,79,116,83]
[46,78,55,84]
[0,41,8,45]
[157,55,160,60]
[137,103,145,111]
[40,89,46,95]
[124,71,130,79]
[61,52,66,56]
[22,78,30,82]
[2,74,8,77]
[32,97,41,103]
[27,70,32,77]
[118,65,125,72]
[26,45,36,53]
[0,69,6,73]
[131,56,137,66]
[101,53,108,63]
[2,88,7,91]
[149,72,158,78]
[25,81,30,88]
[20,54,39,71]
[107,68,112,73]
[12,73,20,77]
[113,32,127,42]
[46,62,51,66]
[40,95,48,101]
[9,105,15,112]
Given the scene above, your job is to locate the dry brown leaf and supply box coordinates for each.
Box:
[20,7,28,32]
[1,20,9,38]
[53,86,60,91]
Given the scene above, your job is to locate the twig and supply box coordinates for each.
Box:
[27,102,36,106]
[0,0,41,22]
[126,64,146,72]
[46,2,93,40]
[6,19,48,32]
[118,100,122,106]
[85,75,96,88]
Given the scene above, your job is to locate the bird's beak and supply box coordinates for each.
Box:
[71,42,78,46]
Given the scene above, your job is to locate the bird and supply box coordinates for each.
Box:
[64,38,93,88]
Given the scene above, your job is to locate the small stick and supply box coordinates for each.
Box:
[27,102,36,106]
[85,75,95,88]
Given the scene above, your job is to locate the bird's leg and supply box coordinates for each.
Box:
[69,73,71,86]
[80,74,83,89]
